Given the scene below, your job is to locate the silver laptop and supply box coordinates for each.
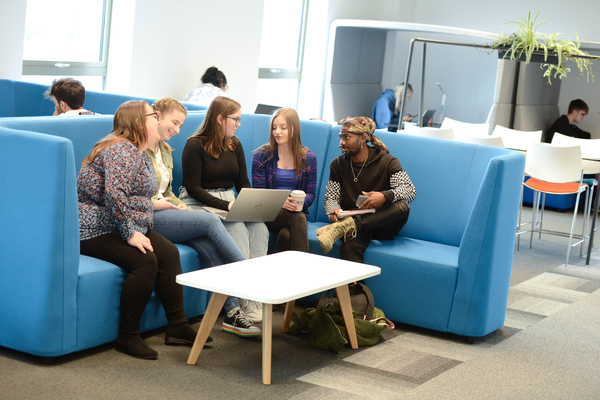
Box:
[202,188,290,222]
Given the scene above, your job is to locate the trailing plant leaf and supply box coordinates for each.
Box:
[491,12,597,84]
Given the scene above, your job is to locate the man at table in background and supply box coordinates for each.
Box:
[316,116,417,262]
[45,77,97,116]
[542,99,590,143]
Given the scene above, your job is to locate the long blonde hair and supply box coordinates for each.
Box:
[258,107,308,176]
[82,100,149,165]
[394,82,413,114]
[152,97,187,152]
[189,96,240,158]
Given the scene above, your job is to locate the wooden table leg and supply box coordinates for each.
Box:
[281,300,295,332]
[186,292,227,365]
[335,284,358,349]
[262,303,273,385]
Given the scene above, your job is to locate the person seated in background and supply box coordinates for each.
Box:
[183,66,229,107]
[252,107,317,253]
[542,99,591,143]
[45,77,96,116]
[317,116,416,263]
[78,100,196,360]
[371,82,414,131]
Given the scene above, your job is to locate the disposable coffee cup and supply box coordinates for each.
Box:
[290,190,306,212]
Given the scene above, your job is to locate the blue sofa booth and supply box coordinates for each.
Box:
[0,79,206,118]
[0,111,525,358]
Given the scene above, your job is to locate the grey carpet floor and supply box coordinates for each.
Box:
[2,207,599,399]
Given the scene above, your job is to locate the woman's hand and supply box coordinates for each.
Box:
[228,201,234,210]
[282,197,298,212]
[153,197,178,211]
[127,231,153,254]
[176,203,188,210]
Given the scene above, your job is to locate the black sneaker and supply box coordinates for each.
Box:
[222,308,261,338]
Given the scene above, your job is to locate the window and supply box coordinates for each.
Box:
[21,0,112,91]
[256,0,308,108]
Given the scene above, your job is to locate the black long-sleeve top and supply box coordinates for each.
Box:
[181,136,251,211]
[542,115,591,143]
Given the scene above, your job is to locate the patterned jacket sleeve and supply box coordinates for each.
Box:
[389,169,417,203]
[104,143,153,240]
[251,148,269,189]
[323,158,342,215]
[302,151,318,210]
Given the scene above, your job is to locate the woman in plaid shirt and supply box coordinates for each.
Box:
[251,108,317,252]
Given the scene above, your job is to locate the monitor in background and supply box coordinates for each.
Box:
[254,104,281,115]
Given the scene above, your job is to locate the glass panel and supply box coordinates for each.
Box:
[21,75,105,92]
[23,0,107,63]
[256,79,299,109]
[259,0,304,69]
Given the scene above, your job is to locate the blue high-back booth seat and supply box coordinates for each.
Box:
[0,111,525,358]
[0,79,206,118]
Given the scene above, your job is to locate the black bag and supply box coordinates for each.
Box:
[318,281,375,320]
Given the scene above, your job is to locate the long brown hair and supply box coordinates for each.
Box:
[258,107,307,175]
[189,96,240,158]
[82,100,149,165]
[152,97,187,152]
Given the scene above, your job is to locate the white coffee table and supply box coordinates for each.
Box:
[176,251,381,385]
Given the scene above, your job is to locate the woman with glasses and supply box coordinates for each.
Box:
[252,108,317,253]
[179,96,267,334]
[78,101,197,360]
[183,66,229,107]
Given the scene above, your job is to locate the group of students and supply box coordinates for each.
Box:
[51,71,417,360]
[76,95,318,360]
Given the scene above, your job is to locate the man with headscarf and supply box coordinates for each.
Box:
[317,117,416,262]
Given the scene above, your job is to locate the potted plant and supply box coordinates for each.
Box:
[491,12,596,84]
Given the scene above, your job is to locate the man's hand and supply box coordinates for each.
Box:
[329,208,340,222]
[359,191,385,209]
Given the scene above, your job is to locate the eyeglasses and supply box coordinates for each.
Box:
[227,116,241,125]
[146,112,159,120]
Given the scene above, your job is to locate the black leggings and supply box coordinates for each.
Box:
[266,209,309,252]
[80,229,187,338]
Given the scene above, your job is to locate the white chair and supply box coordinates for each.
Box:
[441,117,489,139]
[551,133,600,257]
[458,135,505,147]
[491,125,542,152]
[402,124,454,141]
[520,142,591,266]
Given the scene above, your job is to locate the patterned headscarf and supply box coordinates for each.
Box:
[340,116,389,153]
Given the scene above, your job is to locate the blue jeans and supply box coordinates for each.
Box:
[179,187,269,260]
[153,208,245,312]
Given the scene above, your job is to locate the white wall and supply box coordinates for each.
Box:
[107,0,264,113]
[0,1,26,78]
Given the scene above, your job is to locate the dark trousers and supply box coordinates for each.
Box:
[340,200,410,263]
[266,209,309,252]
[80,229,188,338]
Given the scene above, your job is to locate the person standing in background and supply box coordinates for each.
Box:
[183,66,229,107]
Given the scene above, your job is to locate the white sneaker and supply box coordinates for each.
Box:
[239,298,263,323]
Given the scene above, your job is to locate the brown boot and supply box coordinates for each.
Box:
[317,217,357,254]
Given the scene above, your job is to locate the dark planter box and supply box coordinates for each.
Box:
[497,48,559,65]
